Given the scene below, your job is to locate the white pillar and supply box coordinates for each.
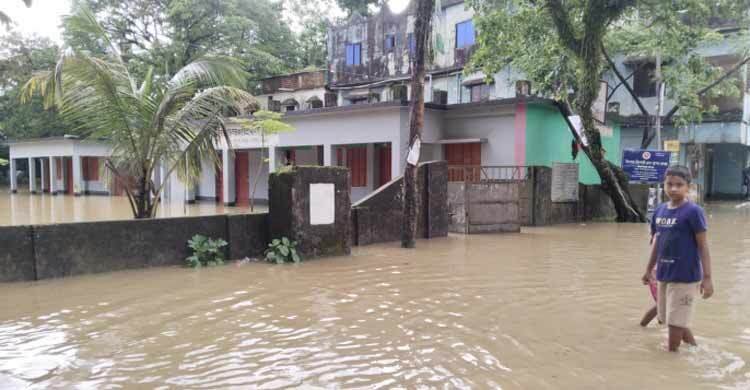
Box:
[9,158,18,193]
[323,144,333,166]
[366,143,375,191]
[40,158,47,193]
[268,146,277,173]
[49,157,58,195]
[28,158,37,194]
[222,148,235,205]
[72,155,83,195]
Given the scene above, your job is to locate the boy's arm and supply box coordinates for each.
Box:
[642,234,658,284]
[696,231,714,299]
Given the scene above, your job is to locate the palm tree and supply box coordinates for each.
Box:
[21,8,257,218]
[0,0,32,27]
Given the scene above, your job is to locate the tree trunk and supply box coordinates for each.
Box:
[401,0,434,248]
[547,0,643,222]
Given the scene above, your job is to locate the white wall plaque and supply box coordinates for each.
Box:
[551,162,579,203]
[310,183,335,225]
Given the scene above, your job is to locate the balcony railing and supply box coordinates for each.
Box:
[447,165,530,183]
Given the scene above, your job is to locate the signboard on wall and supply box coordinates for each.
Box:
[664,140,680,165]
[551,162,579,202]
[310,183,335,225]
[622,149,672,183]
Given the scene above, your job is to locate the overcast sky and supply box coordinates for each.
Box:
[1,0,410,44]
[1,0,72,43]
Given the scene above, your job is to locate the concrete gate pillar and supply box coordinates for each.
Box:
[268,166,351,258]
[28,158,37,194]
[9,158,18,193]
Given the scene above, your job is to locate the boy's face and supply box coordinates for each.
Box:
[664,174,689,202]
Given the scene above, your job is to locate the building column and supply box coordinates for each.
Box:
[222,148,236,205]
[72,155,83,195]
[28,157,37,194]
[323,144,334,166]
[40,158,48,193]
[48,157,58,195]
[268,146,278,173]
[366,143,375,191]
[9,158,17,193]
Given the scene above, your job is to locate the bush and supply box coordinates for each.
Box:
[265,237,301,264]
[185,234,228,268]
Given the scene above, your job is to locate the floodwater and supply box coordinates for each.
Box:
[0,204,749,389]
[0,188,264,226]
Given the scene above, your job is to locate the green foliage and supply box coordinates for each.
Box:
[22,7,257,219]
[0,33,70,145]
[185,234,228,267]
[335,0,379,16]
[68,0,304,80]
[469,0,750,127]
[264,237,301,264]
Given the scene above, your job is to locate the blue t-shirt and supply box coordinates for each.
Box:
[650,201,707,283]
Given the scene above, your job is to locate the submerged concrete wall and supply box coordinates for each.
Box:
[449,166,652,228]
[0,226,35,282]
[0,213,269,282]
[351,161,449,245]
[268,166,352,258]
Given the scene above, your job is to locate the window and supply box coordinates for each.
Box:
[456,20,475,48]
[285,105,296,112]
[385,34,395,50]
[408,33,416,55]
[308,98,323,109]
[633,62,657,97]
[346,43,361,65]
[469,83,491,102]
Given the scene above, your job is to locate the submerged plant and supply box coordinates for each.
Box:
[186,234,228,268]
[265,237,301,264]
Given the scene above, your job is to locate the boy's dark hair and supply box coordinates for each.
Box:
[665,165,692,183]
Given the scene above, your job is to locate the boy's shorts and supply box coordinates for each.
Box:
[657,281,700,328]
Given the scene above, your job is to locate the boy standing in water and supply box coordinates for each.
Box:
[642,165,714,352]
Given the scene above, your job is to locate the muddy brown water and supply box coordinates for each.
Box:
[0,203,749,388]
[0,189,264,226]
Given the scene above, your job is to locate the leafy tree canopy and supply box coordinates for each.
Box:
[469,0,750,128]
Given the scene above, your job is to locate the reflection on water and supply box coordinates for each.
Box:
[0,203,748,388]
[0,188,264,226]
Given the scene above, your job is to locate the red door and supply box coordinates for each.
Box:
[235,151,249,206]
[445,143,481,182]
[65,157,74,194]
[378,144,392,186]
[216,154,223,203]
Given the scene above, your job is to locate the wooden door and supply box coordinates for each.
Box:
[235,151,249,206]
[378,144,392,186]
[444,143,481,182]
[65,158,74,194]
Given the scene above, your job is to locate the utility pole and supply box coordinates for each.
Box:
[655,53,663,152]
